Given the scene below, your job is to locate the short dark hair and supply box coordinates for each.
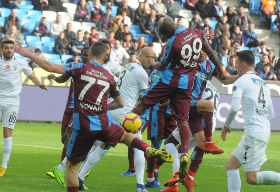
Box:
[41,17,47,20]
[2,40,14,48]
[125,33,131,37]
[236,50,255,67]
[77,30,83,33]
[124,24,129,28]
[221,46,228,50]
[269,49,275,53]
[262,54,268,57]
[230,55,236,59]
[260,41,267,46]
[81,47,90,55]
[148,42,154,47]
[91,27,96,30]
[107,6,112,10]
[132,39,138,43]
[98,38,111,48]
[129,51,136,56]
[263,64,271,68]
[90,42,107,59]
[238,5,244,9]
[84,31,90,35]
[72,53,79,57]
[34,48,42,53]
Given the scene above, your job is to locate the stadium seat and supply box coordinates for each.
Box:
[61,54,73,63]
[21,1,32,5]
[63,3,77,14]
[20,18,30,25]
[18,15,28,20]
[179,10,193,19]
[29,14,42,20]
[42,11,57,22]
[41,36,55,44]
[82,22,96,31]
[28,10,42,17]
[174,1,181,6]
[209,20,218,30]
[111,6,118,17]
[100,4,107,13]
[26,36,40,43]
[96,31,107,39]
[48,54,61,60]
[270,15,278,37]
[49,59,62,64]
[57,12,73,22]
[255,56,261,64]
[250,0,261,15]
[69,21,82,33]
[250,47,256,52]
[238,0,245,6]
[236,46,249,51]
[259,13,266,28]
[21,5,34,10]
[0,8,11,17]
[0,17,4,26]
[13,9,28,15]
[28,41,42,49]
[41,46,54,54]
[243,35,250,46]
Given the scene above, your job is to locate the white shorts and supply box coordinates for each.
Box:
[0,104,19,129]
[172,116,217,151]
[232,133,270,172]
[110,106,132,125]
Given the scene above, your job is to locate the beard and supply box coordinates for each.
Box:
[104,53,110,63]
[3,53,13,60]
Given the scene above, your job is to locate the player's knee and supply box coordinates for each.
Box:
[245,175,257,185]
[196,138,205,149]
[225,161,238,170]
[204,101,214,112]
[3,128,13,138]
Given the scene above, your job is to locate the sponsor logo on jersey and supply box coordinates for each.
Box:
[125,64,135,72]
[181,33,198,44]
[80,102,102,111]
[110,69,115,74]
[11,111,17,115]
[195,71,208,81]
[86,70,108,80]
[251,78,267,87]
[5,65,10,69]
[245,145,251,150]
[13,66,19,70]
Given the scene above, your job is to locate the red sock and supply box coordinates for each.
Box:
[188,146,204,178]
[179,126,190,154]
[131,138,150,152]
[203,112,213,143]
[147,156,156,178]
[131,108,142,116]
[128,147,135,171]
[61,147,67,162]
[67,187,78,192]
[155,158,165,170]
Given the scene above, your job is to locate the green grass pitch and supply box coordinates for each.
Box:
[0,123,279,192]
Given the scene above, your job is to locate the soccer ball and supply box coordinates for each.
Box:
[121,113,143,134]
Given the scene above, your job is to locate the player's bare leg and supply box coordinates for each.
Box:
[131,101,149,117]
[175,118,190,181]
[0,127,13,177]
[66,161,79,192]
[196,100,224,154]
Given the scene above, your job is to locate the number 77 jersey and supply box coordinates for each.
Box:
[64,62,121,131]
[162,26,207,89]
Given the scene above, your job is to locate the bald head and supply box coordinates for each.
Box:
[159,18,177,39]
[139,47,155,70]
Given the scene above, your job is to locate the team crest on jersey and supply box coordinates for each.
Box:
[245,145,251,150]
[5,65,10,69]
[13,66,19,70]
[206,65,212,73]
[110,69,115,74]
[11,111,17,115]
[65,63,73,69]
[232,86,237,92]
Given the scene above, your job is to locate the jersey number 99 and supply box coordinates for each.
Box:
[180,38,202,67]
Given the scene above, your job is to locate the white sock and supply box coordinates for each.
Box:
[227,169,241,192]
[165,143,179,175]
[257,171,280,185]
[57,157,67,172]
[134,148,145,185]
[78,147,108,181]
[178,153,181,162]
[2,137,12,169]
[78,140,100,173]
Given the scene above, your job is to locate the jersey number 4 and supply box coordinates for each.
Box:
[180,38,202,67]
[258,86,266,108]
[78,75,110,105]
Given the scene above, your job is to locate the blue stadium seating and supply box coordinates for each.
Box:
[18,15,28,20]
[26,36,40,43]
[29,14,42,20]
[43,42,55,47]
[250,47,256,53]
[0,8,11,17]
[13,9,28,15]
[20,18,30,25]
[255,56,261,64]
[238,0,245,6]
[209,20,218,31]
[111,6,118,16]
[21,1,32,5]
[28,41,42,49]
[41,37,55,44]
[174,1,181,6]
[130,25,141,31]
[48,54,61,60]
[28,10,42,17]
[100,4,107,13]
[270,15,278,37]
[41,46,54,54]
[21,5,34,10]
[49,59,62,64]
[61,54,73,63]
[0,17,5,26]
[250,0,261,15]
[259,13,266,28]
[236,46,250,51]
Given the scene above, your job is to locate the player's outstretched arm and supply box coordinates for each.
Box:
[108,95,125,110]
[222,97,241,141]
[28,74,49,91]
[217,74,239,85]
[47,74,71,83]
[149,61,168,71]
[15,45,65,74]
[202,42,226,80]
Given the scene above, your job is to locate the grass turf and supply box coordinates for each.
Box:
[0,122,279,192]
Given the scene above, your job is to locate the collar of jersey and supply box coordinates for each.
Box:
[89,62,104,68]
[174,25,187,35]
[245,71,255,74]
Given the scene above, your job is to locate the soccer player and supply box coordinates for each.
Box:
[15,43,174,192]
[78,47,156,192]
[130,18,226,182]
[222,50,280,192]
[0,40,48,177]
[45,47,91,187]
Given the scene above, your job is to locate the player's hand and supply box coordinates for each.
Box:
[159,102,170,107]
[219,72,227,80]
[47,74,56,81]
[39,84,49,91]
[14,44,31,57]
[205,34,212,40]
[221,125,231,141]
[148,61,158,70]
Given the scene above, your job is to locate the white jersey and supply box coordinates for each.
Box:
[0,57,33,106]
[232,72,274,136]
[202,81,220,117]
[117,63,148,109]
[103,61,121,77]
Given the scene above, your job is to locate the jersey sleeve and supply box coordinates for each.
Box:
[232,79,244,99]
[162,36,176,64]
[114,63,121,76]
[110,77,121,98]
[136,69,149,90]
[63,62,84,77]
[22,60,33,77]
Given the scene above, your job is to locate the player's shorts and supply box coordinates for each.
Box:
[110,106,132,125]
[61,108,74,133]
[232,132,270,172]
[66,123,124,163]
[148,108,177,140]
[0,104,19,129]
[140,80,192,121]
